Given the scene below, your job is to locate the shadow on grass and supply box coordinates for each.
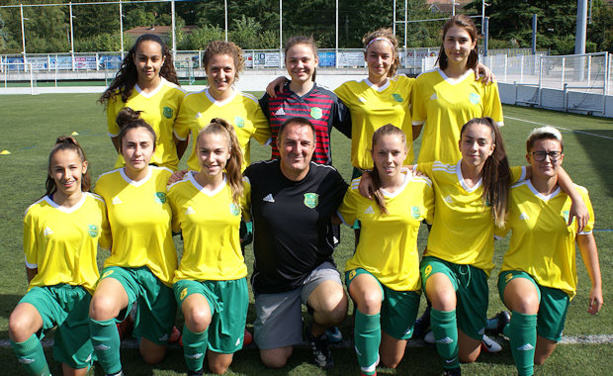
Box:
[571,129,613,197]
[0,294,26,320]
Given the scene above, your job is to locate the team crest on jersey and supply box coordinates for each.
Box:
[392,93,403,103]
[469,93,481,105]
[88,224,99,238]
[155,192,167,204]
[180,287,188,301]
[163,106,173,119]
[303,193,319,209]
[562,210,570,223]
[411,206,420,219]
[310,107,323,120]
[235,116,245,128]
[230,203,240,216]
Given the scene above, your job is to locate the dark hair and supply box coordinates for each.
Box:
[526,126,564,152]
[460,117,510,227]
[284,35,318,82]
[363,28,400,77]
[370,124,406,215]
[203,40,245,82]
[436,15,479,71]
[45,136,90,196]
[196,118,244,206]
[99,34,178,105]
[277,116,316,144]
[115,107,157,153]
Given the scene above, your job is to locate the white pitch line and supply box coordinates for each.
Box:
[505,116,613,141]
[2,334,613,349]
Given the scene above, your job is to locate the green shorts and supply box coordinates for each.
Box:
[20,284,94,369]
[174,278,249,353]
[498,270,569,342]
[420,256,489,340]
[346,268,421,340]
[99,266,176,345]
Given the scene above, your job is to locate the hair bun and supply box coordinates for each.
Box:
[116,107,143,129]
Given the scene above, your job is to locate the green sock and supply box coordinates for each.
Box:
[90,317,122,374]
[509,312,537,376]
[431,308,459,369]
[10,334,50,376]
[354,310,380,375]
[182,325,208,372]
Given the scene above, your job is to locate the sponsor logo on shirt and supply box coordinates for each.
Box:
[185,206,195,215]
[155,192,167,204]
[88,224,99,238]
[364,206,375,214]
[195,112,203,119]
[112,196,122,205]
[358,97,367,103]
[263,194,275,203]
[310,107,323,119]
[469,93,481,105]
[303,193,319,209]
[519,213,530,220]
[235,116,245,128]
[275,108,286,116]
[230,203,240,216]
[44,227,54,236]
[392,93,403,102]
[444,195,453,203]
[163,106,173,119]
[430,93,438,101]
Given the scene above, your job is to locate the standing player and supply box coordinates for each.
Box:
[9,137,109,376]
[174,40,271,172]
[495,127,602,376]
[99,34,187,171]
[259,35,351,165]
[412,15,503,165]
[168,119,250,375]
[89,109,177,376]
[336,125,434,376]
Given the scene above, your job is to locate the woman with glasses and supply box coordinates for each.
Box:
[495,126,603,376]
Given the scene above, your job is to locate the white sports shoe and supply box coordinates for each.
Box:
[481,334,502,353]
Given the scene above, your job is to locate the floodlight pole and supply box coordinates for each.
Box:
[404,0,407,49]
[481,0,485,34]
[279,0,283,51]
[171,0,176,59]
[393,0,396,35]
[575,0,587,54]
[224,0,228,41]
[20,4,27,71]
[335,0,338,68]
[119,0,124,56]
[70,2,75,71]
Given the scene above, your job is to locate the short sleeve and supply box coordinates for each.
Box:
[510,166,527,184]
[173,95,192,141]
[484,82,504,127]
[98,200,112,250]
[258,94,272,120]
[411,78,426,126]
[332,98,352,138]
[251,104,272,145]
[23,210,38,268]
[241,178,252,222]
[106,95,121,137]
[167,185,182,234]
[423,180,435,225]
[415,162,434,179]
[337,182,358,227]
[578,187,595,235]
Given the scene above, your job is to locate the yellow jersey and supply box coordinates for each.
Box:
[94,166,177,286]
[335,75,414,169]
[107,78,186,170]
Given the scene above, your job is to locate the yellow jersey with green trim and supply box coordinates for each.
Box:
[419,161,525,275]
[334,75,414,169]
[412,69,503,164]
[94,166,177,286]
[106,78,186,170]
[168,172,249,282]
[337,169,434,291]
[23,193,110,294]
[496,181,595,299]
[174,89,271,171]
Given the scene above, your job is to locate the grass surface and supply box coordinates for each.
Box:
[0,94,612,375]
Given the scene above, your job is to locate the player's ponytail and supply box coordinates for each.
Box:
[370,124,407,215]
[115,107,157,153]
[45,136,91,196]
[198,118,244,206]
[462,117,510,227]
